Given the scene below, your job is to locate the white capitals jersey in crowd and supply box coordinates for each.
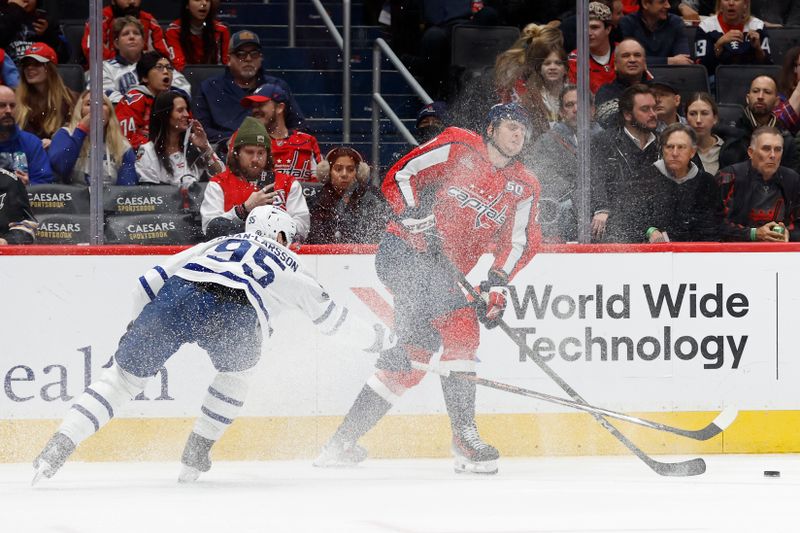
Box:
[132,232,387,351]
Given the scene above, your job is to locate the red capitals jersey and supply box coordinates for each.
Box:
[165,19,231,72]
[272,131,322,182]
[567,49,616,94]
[115,86,154,150]
[82,7,171,67]
[210,168,295,212]
[383,127,542,279]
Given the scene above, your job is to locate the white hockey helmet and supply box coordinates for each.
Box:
[246,205,297,245]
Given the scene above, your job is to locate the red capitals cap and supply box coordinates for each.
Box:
[240,82,289,107]
[22,42,58,65]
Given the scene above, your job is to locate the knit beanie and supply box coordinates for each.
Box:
[234,117,269,148]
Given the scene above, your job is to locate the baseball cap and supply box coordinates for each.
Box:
[229,30,261,52]
[416,101,447,127]
[649,79,680,94]
[22,42,58,65]
[240,82,288,107]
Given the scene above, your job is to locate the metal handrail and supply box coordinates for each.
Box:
[371,38,433,181]
[307,0,351,141]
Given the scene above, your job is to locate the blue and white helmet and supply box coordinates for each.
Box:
[246,205,297,245]
[485,102,532,133]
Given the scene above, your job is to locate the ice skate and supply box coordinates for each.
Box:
[178,432,214,483]
[313,436,368,468]
[32,433,76,485]
[451,422,499,475]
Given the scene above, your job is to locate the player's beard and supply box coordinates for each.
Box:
[631,118,656,135]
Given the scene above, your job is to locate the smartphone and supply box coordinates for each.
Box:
[35,8,47,20]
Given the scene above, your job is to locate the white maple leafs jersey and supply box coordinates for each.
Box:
[133,232,387,351]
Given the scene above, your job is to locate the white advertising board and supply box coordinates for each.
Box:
[0,251,797,420]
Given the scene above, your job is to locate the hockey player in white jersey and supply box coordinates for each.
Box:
[32,205,396,484]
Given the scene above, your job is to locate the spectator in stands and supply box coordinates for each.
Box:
[81,0,170,67]
[494,23,564,142]
[97,17,191,105]
[241,82,321,182]
[200,117,309,239]
[561,0,623,55]
[774,47,800,135]
[136,91,223,187]
[618,0,692,65]
[694,0,771,85]
[193,30,304,151]
[719,75,797,170]
[415,100,448,143]
[568,2,616,95]
[595,38,653,128]
[115,52,185,150]
[307,147,389,244]
[166,0,230,72]
[591,83,660,242]
[0,151,36,244]
[49,91,137,185]
[685,92,728,175]
[15,43,76,149]
[638,123,720,242]
[528,85,602,243]
[0,0,70,65]
[717,125,800,241]
[0,49,19,89]
[750,0,800,28]
[0,84,53,185]
[649,79,684,130]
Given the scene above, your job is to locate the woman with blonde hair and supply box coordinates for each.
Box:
[48,91,138,185]
[15,43,77,149]
[494,22,565,140]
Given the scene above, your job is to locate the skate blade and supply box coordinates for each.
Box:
[453,458,498,475]
[177,465,201,483]
[31,462,52,486]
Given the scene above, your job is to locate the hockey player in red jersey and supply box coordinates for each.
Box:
[315,103,542,474]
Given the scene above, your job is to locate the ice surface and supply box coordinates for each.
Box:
[5,454,797,532]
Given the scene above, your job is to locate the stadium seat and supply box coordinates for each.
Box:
[57,64,85,93]
[62,23,86,66]
[35,214,91,244]
[104,184,205,215]
[450,25,520,77]
[715,64,782,104]
[27,184,90,214]
[765,27,800,67]
[182,65,226,103]
[298,181,324,210]
[717,103,745,128]
[104,213,201,245]
[648,64,710,102]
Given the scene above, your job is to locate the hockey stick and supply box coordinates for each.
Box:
[411,361,737,441]
[450,270,707,476]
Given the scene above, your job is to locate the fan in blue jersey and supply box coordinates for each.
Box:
[32,205,396,485]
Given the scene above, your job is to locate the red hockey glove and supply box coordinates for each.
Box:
[476,269,509,329]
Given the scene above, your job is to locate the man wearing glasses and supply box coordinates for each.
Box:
[193,30,305,154]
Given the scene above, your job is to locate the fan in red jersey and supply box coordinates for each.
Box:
[241,82,322,182]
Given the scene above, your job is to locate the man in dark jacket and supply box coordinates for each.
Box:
[193,30,304,150]
[1,0,70,64]
[591,83,660,242]
[719,75,798,173]
[717,126,800,242]
[595,38,653,128]
[618,0,692,66]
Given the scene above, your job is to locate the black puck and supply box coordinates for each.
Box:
[763,470,781,477]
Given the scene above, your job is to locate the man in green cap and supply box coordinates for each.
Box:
[200,116,310,240]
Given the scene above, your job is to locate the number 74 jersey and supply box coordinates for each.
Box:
[132,233,386,351]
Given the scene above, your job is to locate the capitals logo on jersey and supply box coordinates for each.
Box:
[447,186,508,228]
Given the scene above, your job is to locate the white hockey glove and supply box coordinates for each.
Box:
[366,324,398,353]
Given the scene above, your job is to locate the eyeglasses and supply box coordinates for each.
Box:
[153,64,174,72]
[234,50,262,60]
